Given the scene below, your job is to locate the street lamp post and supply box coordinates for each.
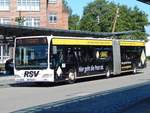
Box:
[112,7,120,33]
[15,11,25,26]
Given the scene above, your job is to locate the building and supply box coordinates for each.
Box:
[137,0,150,5]
[0,0,68,29]
[0,0,69,68]
[137,0,150,56]
[146,37,150,56]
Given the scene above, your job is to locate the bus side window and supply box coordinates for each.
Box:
[73,48,80,65]
[67,48,74,64]
[50,46,64,68]
[77,49,82,64]
[52,46,57,54]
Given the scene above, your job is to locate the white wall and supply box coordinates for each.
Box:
[146,37,150,56]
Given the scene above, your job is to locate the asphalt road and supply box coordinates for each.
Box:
[0,63,150,113]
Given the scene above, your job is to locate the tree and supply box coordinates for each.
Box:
[115,5,148,39]
[15,11,25,26]
[15,16,25,25]
[63,0,80,30]
[80,0,149,40]
[69,14,80,30]
[80,0,116,32]
[63,0,72,15]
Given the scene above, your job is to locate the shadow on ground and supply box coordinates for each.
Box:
[12,81,150,113]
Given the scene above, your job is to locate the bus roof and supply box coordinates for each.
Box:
[52,38,112,46]
[51,36,145,46]
[120,40,145,46]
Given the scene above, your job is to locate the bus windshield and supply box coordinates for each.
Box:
[15,38,48,70]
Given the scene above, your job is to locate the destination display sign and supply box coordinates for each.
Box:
[16,37,47,45]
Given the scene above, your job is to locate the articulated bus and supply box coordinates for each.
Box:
[14,36,146,83]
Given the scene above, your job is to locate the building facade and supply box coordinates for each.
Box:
[0,0,68,29]
[146,37,150,56]
[0,0,68,69]
[137,0,150,5]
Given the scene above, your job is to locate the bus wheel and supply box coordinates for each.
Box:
[68,70,76,84]
[106,67,111,78]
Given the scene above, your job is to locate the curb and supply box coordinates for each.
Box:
[0,76,15,86]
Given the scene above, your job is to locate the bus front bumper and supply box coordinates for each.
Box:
[14,73,55,83]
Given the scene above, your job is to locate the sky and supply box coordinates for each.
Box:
[66,0,150,20]
[66,0,150,34]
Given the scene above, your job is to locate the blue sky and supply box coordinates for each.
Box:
[66,0,150,21]
[66,0,150,34]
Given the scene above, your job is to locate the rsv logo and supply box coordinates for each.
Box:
[24,71,39,77]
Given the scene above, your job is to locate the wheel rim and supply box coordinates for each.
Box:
[69,72,75,81]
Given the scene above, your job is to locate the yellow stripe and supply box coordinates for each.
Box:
[120,41,145,46]
[52,38,112,46]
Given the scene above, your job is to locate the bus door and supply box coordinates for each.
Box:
[113,40,121,75]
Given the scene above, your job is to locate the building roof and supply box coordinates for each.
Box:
[0,24,140,37]
[0,24,141,44]
[137,0,150,5]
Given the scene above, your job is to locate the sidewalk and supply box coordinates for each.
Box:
[0,75,15,86]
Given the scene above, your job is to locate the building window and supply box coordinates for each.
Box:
[48,0,56,4]
[3,44,9,56]
[24,17,40,27]
[48,13,57,23]
[17,0,40,11]
[0,0,10,11]
[0,18,10,24]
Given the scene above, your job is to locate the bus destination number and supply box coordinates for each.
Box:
[24,71,39,77]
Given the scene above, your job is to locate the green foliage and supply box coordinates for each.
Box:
[147,56,150,61]
[80,0,116,32]
[15,16,25,26]
[63,0,80,30]
[69,14,80,30]
[63,0,72,15]
[80,0,149,40]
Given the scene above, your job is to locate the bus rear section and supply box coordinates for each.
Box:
[14,36,55,82]
[112,40,146,75]
[120,40,146,73]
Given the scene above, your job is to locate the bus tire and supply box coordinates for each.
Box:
[68,70,76,84]
[106,67,111,78]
